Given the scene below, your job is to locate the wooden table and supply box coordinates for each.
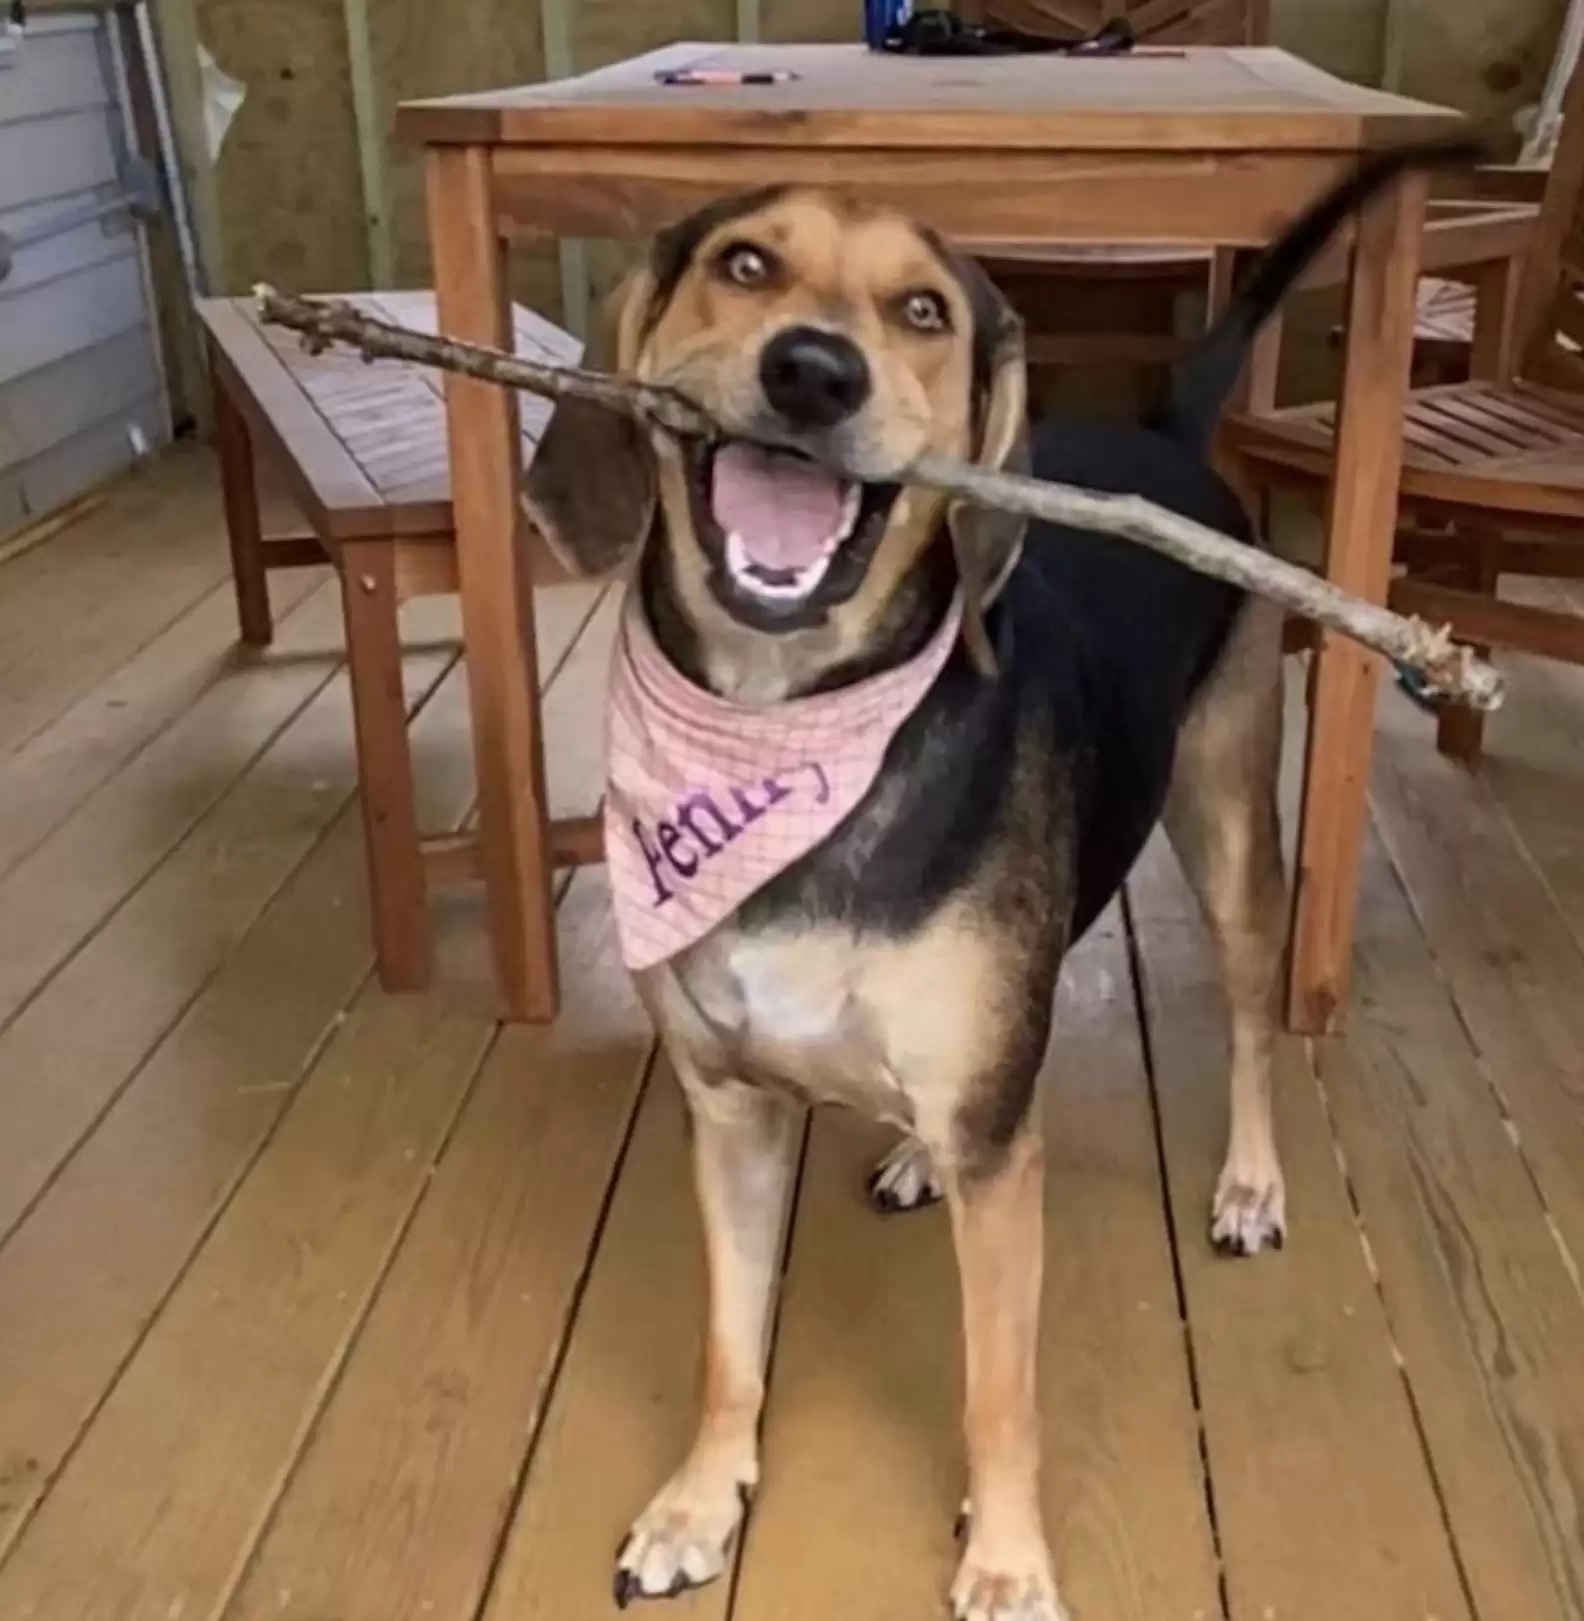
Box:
[398,42,1461,1032]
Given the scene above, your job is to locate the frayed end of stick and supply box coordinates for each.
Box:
[1400,618,1505,712]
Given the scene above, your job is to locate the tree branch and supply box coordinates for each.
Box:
[255,284,1503,712]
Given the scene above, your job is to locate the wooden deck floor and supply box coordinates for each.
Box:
[2,447,1583,1621]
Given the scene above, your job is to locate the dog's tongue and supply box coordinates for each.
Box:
[711,443,847,570]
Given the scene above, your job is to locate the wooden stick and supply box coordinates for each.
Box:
[909,452,1500,709]
[257,284,715,436]
[255,284,1504,712]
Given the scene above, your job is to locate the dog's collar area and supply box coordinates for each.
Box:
[628,582,964,713]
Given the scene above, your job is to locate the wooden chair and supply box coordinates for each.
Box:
[1381,168,1549,385]
[959,4,1536,414]
[1225,51,1584,763]
[957,0,1269,405]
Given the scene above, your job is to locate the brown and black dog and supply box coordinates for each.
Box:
[523,143,1472,1621]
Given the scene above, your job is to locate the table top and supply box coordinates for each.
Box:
[198,293,580,539]
[397,42,1460,153]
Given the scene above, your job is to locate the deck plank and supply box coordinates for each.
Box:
[1322,831,1584,1621]
[222,886,647,1621]
[1368,680,1584,1288]
[1473,609,1584,959]
[0,568,325,882]
[478,1064,735,1621]
[0,582,602,1563]
[0,582,348,1035]
[0,963,497,1621]
[0,447,233,754]
[731,914,1222,1621]
[0,597,458,1243]
[1128,832,1473,1621]
[221,612,649,1621]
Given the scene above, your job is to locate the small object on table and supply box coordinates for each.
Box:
[871,6,1142,56]
[654,69,799,86]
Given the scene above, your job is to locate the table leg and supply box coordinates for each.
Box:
[426,145,559,1023]
[1286,171,1428,1034]
[211,354,273,647]
[341,541,430,992]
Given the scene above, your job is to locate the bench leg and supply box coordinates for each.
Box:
[427,145,559,1022]
[341,542,431,993]
[211,358,274,647]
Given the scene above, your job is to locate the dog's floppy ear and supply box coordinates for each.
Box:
[946,261,1028,677]
[521,266,658,578]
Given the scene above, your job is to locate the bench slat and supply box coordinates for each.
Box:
[203,300,383,533]
[196,292,582,543]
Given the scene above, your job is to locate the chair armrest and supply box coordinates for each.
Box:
[1430,164,1547,205]
[1417,203,1536,276]
[1289,202,1536,293]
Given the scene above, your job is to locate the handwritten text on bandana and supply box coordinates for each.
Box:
[604,592,962,971]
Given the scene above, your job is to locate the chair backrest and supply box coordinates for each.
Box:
[1522,0,1584,164]
[1517,46,1584,388]
[967,0,1269,47]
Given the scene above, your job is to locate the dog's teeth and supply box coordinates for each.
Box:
[724,531,834,604]
[838,484,862,539]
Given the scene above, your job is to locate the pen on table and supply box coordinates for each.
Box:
[655,69,799,86]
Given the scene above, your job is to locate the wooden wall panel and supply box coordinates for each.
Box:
[1272,0,1387,89]
[195,0,369,294]
[761,1,860,44]
[577,0,737,69]
[1384,0,1568,138]
[362,0,562,317]
[576,0,739,312]
[156,0,1569,366]
[146,0,224,296]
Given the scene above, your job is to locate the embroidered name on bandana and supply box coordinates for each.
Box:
[605,592,963,972]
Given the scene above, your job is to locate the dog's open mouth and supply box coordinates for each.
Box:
[696,441,897,608]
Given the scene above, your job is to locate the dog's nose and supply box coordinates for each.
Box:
[759,327,871,429]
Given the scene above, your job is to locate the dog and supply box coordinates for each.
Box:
[521,143,1472,1621]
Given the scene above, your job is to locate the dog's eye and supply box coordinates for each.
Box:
[900,290,950,333]
[717,242,775,288]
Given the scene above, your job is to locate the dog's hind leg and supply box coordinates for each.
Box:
[1164,597,1289,1257]
[615,1061,800,1607]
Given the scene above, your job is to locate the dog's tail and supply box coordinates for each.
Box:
[1158,134,1486,455]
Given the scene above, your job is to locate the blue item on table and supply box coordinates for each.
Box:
[865,0,914,50]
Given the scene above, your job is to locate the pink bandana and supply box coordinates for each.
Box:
[604,591,963,971]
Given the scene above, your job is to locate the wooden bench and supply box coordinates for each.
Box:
[197,291,602,1016]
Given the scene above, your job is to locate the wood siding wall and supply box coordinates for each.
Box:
[150,0,1564,330]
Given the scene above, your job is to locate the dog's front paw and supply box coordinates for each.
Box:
[866,1136,943,1214]
[951,1537,1068,1621]
[613,1458,752,1607]
[1211,1154,1287,1257]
